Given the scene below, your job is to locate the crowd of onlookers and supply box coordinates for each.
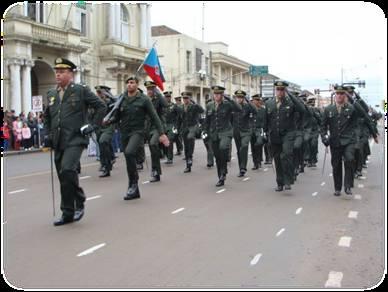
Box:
[2,110,47,152]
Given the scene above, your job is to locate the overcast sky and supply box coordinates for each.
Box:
[151,1,386,108]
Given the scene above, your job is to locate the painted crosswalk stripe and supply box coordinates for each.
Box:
[86,195,102,201]
[142,181,150,184]
[171,208,185,214]
[216,188,226,194]
[263,168,268,172]
[295,207,303,215]
[358,184,364,188]
[243,177,250,182]
[312,192,318,197]
[329,173,333,177]
[77,243,106,257]
[325,271,343,288]
[276,228,285,237]
[348,211,358,219]
[321,182,326,186]
[338,236,352,247]
[8,189,27,194]
[250,253,262,266]
[354,194,362,200]
[80,176,91,180]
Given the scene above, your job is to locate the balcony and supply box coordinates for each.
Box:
[99,40,147,65]
[4,15,90,53]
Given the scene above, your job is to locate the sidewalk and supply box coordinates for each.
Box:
[2,147,50,156]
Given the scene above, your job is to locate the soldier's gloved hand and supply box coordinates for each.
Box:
[159,134,170,147]
[322,135,330,147]
[262,132,268,143]
[346,94,355,104]
[201,131,208,140]
[80,124,95,136]
[172,127,178,134]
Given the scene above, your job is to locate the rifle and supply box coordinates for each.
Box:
[103,94,124,124]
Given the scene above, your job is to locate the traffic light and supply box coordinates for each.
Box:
[314,89,320,95]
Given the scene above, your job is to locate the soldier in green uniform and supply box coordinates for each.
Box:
[163,91,182,164]
[250,94,267,170]
[232,90,256,177]
[200,97,215,168]
[292,91,305,181]
[178,91,205,173]
[320,85,378,196]
[44,58,106,226]
[264,81,306,191]
[303,96,322,168]
[95,85,116,177]
[204,85,242,186]
[174,96,184,156]
[144,81,168,182]
[106,77,169,200]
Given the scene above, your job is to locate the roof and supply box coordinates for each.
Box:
[152,25,182,36]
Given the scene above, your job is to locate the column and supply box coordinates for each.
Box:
[109,4,116,39]
[22,59,34,113]
[229,67,233,94]
[146,4,151,48]
[67,52,81,83]
[115,4,121,40]
[218,65,221,85]
[8,58,23,113]
[140,4,147,48]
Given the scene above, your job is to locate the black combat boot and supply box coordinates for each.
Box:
[150,170,160,182]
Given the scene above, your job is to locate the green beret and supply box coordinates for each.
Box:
[144,81,156,88]
[274,80,289,88]
[211,85,225,93]
[126,76,139,83]
[95,85,111,91]
[53,58,76,70]
[234,90,247,97]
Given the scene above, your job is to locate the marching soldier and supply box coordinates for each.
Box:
[178,91,205,173]
[264,81,306,191]
[105,76,169,200]
[292,91,305,181]
[204,85,242,187]
[201,97,215,168]
[250,94,266,170]
[144,81,168,182]
[262,96,273,165]
[95,85,116,177]
[320,85,378,196]
[44,58,106,226]
[232,90,256,177]
[163,91,182,164]
[174,96,184,156]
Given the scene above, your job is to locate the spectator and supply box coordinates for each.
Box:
[12,117,22,150]
[37,117,45,147]
[27,111,38,148]
[2,121,10,151]
[21,122,32,150]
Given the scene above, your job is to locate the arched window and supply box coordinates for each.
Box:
[120,4,129,43]
[120,4,129,23]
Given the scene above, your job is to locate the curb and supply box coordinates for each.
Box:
[2,148,49,157]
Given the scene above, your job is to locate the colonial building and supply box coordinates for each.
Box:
[3,2,152,113]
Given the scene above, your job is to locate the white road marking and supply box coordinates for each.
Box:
[77,243,106,257]
[142,181,150,184]
[86,195,102,201]
[263,168,268,172]
[354,194,362,200]
[321,182,326,186]
[338,236,352,247]
[250,253,262,266]
[8,189,27,194]
[325,271,343,288]
[171,208,185,214]
[276,228,285,237]
[231,157,236,160]
[79,176,91,180]
[312,191,318,197]
[329,173,333,177]
[216,188,226,194]
[248,152,252,155]
[359,176,366,180]
[358,184,364,188]
[243,177,250,181]
[348,211,358,219]
[295,207,303,215]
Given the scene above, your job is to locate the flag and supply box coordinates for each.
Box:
[143,47,165,91]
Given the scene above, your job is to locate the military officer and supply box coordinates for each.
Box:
[44,58,106,226]
[232,90,256,177]
[250,94,266,170]
[178,91,204,173]
[106,76,169,200]
[200,97,215,168]
[303,96,321,168]
[292,91,305,181]
[95,85,116,177]
[320,85,378,196]
[144,81,168,182]
[204,85,242,187]
[163,91,182,164]
[264,81,306,191]
[174,96,184,156]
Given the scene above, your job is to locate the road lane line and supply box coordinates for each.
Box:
[79,176,91,180]
[250,253,262,266]
[359,176,366,180]
[329,173,333,177]
[86,195,102,201]
[231,157,236,160]
[142,181,150,184]
[171,208,185,214]
[321,182,326,186]
[276,228,285,237]
[348,211,358,219]
[358,184,364,188]
[338,236,352,247]
[325,271,343,288]
[243,177,250,182]
[263,168,268,172]
[8,189,27,194]
[312,191,318,197]
[295,207,303,215]
[77,243,106,257]
[216,188,226,194]
[354,194,362,200]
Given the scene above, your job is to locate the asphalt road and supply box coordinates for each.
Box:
[2,127,386,289]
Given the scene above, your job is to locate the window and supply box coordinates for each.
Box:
[120,4,129,43]
[80,13,87,36]
[120,4,129,22]
[27,2,44,23]
[186,51,192,73]
[195,48,202,72]
[205,57,209,75]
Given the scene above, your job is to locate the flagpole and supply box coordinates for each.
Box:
[135,41,158,77]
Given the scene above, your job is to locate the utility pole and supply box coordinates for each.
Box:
[200,2,205,105]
